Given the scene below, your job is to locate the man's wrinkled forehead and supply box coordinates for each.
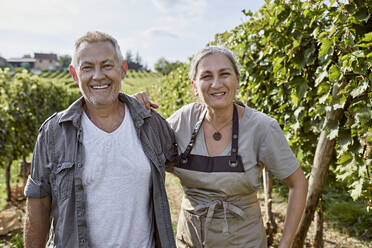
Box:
[76,41,118,66]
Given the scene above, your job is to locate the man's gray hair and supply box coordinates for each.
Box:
[71,31,124,69]
[189,45,240,81]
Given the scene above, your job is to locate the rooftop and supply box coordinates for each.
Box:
[34,53,58,60]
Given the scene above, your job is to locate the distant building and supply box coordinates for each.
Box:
[7,58,36,69]
[34,53,58,70]
[0,56,7,68]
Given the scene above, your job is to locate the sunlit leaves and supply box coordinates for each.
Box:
[319,38,334,64]
[328,64,341,82]
[351,79,369,98]
[315,67,328,87]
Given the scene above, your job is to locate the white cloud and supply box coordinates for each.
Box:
[151,0,178,10]
[144,28,179,39]
[151,0,207,19]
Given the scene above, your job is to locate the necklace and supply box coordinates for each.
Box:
[209,119,232,141]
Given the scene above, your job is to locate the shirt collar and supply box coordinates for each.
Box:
[58,93,152,128]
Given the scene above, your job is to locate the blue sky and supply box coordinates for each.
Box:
[0,0,264,69]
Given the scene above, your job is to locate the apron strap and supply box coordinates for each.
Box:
[180,108,207,163]
[229,104,239,168]
[180,103,240,167]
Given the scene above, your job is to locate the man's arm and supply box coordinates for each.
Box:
[24,196,51,248]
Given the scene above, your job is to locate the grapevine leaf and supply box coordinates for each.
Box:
[355,8,369,22]
[325,119,339,140]
[350,179,363,200]
[352,50,365,58]
[318,38,333,64]
[315,69,328,87]
[360,32,372,43]
[328,64,341,82]
[337,152,352,164]
[351,79,369,98]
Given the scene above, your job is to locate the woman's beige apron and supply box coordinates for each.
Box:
[174,105,267,248]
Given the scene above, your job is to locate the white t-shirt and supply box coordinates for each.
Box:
[81,105,155,248]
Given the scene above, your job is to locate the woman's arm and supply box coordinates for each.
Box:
[132,91,159,110]
[279,167,308,248]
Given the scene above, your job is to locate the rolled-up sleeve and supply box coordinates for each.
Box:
[259,120,300,180]
[24,129,51,198]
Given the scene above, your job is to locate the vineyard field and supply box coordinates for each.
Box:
[122,70,162,95]
[36,69,162,96]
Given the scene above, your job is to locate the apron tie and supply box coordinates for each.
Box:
[194,199,245,247]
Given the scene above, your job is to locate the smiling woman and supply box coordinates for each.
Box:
[166,46,308,248]
[191,52,240,116]
[135,45,308,248]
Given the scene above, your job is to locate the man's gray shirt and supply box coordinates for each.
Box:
[25,93,177,248]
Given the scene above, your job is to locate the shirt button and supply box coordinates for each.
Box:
[77,162,82,168]
[77,185,83,191]
[80,239,85,244]
[232,148,237,153]
[78,211,83,217]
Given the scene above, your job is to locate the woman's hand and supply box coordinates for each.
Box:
[132,91,159,111]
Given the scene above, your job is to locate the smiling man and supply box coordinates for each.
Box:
[24,31,177,248]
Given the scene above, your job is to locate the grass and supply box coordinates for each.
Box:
[9,231,23,248]
[323,188,372,241]
[0,230,23,248]
[165,173,183,233]
[121,71,162,96]
[0,158,27,210]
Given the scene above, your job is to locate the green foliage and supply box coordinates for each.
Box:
[0,68,80,178]
[121,70,162,96]
[150,64,195,118]
[150,0,372,204]
[323,188,372,240]
[0,158,24,209]
[215,0,371,203]
[154,57,183,75]
[10,230,24,248]
[58,55,71,70]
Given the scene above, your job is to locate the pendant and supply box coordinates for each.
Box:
[213,132,222,141]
